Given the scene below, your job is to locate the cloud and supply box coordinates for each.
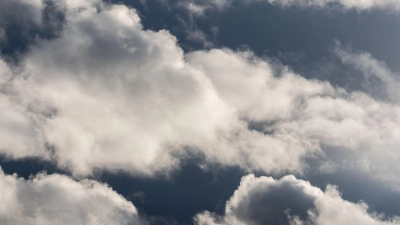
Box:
[2,0,320,176]
[176,0,400,13]
[0,0,400,190]
[18,1,240,176]
[0,167,146,225]
[177,0,232,15]
[0,0,44,27]
[0,59,48,159]
[195,174,400,225]
[187,49,400,184]
[264,0,400,11]
[0,0,64,54]
[333,42,400,103]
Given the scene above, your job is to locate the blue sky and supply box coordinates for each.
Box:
[1,0,400,224]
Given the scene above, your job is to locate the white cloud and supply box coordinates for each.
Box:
[0,60,48,159]
[1,0,244,176]
[195,174,400,225]
[187,49,400,183]
[22,2,241,176]
[1,0,400,189]
[178,0,232,15]
[0,167,146,225]
[2,0,320,176]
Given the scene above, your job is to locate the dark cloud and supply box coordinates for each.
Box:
[225,177,315,225]
[0,0,64,59]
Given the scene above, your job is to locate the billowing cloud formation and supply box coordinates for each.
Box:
[0,167,146,225]
[2,0,320,176]
[18,0,242,176]
[188,49,400,183]
[1,0,400,186]
[195,174,400,225]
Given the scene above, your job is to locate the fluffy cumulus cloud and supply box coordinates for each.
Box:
[188,49,400,183]
[0,167,146,225]
[20,0,246,176]
[0,0,233,176]
[2,0,319,176]
[195,174,400,225]
[0,0,400,183]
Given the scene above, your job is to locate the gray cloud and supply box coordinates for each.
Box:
[196,0,400,12]
[195,174,400,225]
[0,0,65,56]
[177,0,232,15]
[333,42,400,103]
[264,0,400,11]
[170,0,400,15]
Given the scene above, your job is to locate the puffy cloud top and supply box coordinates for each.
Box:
[0,167,146,225]
[195,174,400,225]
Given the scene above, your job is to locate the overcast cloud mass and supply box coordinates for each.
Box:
[0,0,399,224]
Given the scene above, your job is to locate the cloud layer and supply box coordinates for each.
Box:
[265,0,400,11]
[195,174,400,225]
[0,167,146,225]
[177,0,400,15]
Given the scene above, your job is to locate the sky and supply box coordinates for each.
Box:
[0,0,400,224]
